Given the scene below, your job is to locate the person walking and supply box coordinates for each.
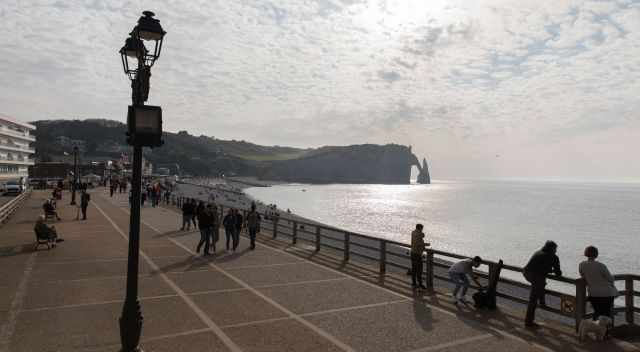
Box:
[190,199,198,229]
[579,246,618,321]
[233,209,243,250]
[448,256,483,304]
[223,209,235,251]
[181,198,193,231]
[210,204,220,251]
[246,203,261,250]
[110,180,117,197]
[410,224,430,289]
[523,240,562,328]
[195,201,205,224]
[80,190,91,220]
[196,203,214,255]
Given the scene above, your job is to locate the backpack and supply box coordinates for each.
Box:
[473,260,503,310]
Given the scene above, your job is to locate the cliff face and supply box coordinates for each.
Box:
[258,144,421,184]
[417,158,431,184]
[31,119,431,184]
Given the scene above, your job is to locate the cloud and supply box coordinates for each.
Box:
[0,0,639,178]
[377,70,402,83]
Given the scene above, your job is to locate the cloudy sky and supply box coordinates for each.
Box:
[1,0,639,180]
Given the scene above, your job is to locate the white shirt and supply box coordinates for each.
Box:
[449,259,473,275]
[579,259,619,297]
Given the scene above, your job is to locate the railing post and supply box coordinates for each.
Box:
[272,218,278,239]
[425,249,434,290]
[344,232,350,262]
[315,226,321,251]
[292,221,298,245]
[379,241,386,274]
[487,262,497,288]
[625,277,635,325]
[575,278,587,332]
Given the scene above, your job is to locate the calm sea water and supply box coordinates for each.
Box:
[246,180,640,279]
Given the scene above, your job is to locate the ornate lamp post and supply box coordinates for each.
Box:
[118,11,166,352]
[70,145,79,205]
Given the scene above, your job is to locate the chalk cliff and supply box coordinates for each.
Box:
[417,158,431,184]
[257,144,425,184]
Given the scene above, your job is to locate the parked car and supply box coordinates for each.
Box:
[2,180,23,196]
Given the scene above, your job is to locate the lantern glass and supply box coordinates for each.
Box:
[135,108,160,134]
[127,105,163,147]
[138,30,164,41]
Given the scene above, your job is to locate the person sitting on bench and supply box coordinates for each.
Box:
[42,199,61,221]
[34,216,64,247]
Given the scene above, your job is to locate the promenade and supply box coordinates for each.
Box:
[0,190,638,351]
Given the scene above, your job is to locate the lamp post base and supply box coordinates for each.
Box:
[119,298,144,352]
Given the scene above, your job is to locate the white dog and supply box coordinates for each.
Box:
[578,316,612,341]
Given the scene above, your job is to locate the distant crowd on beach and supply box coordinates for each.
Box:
[410,223,619,333]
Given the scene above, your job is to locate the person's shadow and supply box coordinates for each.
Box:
[412,291,434,331]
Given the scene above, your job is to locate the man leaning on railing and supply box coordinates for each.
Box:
[410,224,430,290]
[523,240,562,328]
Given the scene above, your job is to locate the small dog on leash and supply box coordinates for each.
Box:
[578,316,612,341]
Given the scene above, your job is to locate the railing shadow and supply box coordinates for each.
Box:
[0,243,36,258]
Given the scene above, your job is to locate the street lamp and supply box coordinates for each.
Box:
[118,10,165,352]
[70,145,79,205]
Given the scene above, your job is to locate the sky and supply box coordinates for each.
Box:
[1,0,639,180]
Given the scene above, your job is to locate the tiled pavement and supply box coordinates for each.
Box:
[0,190,638,352]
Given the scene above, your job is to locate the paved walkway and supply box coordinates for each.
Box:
[0,190,638,351]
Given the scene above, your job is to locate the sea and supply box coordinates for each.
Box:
[245,179,640,283]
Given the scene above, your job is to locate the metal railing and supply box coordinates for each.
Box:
[169,195,638,330]
[0,189,31,224]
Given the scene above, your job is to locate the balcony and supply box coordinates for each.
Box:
[0,128,36,142]
[0,157,34,166]
[0,143,35,154]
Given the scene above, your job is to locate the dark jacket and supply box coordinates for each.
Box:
[234,213,243,230]
[223,214,235,229]
[524,247,562,277]
[182,202,193,215]
[81,193,90,207]
[197,208,214,227]
[195,203,205,217]
[246,211,261,230]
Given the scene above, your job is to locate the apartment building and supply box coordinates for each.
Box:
[0,114,36,181]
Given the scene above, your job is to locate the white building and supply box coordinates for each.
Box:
[0,114,36,181]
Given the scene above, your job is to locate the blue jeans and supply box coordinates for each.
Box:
[225,228,234,250]
[449,272,469,298]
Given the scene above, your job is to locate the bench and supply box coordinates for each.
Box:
[35,228,55,250]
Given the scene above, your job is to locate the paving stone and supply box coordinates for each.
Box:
[23,275,174,310]
[29,259,152,282]
[224,318,343,352]
[166,270,242,294]
[259,277,406,314]
[9,296,205,352]
[140,244,191,258]
[152,255,217,273]
[140,330,231,352]
[226,261,343,287]
[190,290,287,327]
[436,335,550,352]
[306,301,491,352]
